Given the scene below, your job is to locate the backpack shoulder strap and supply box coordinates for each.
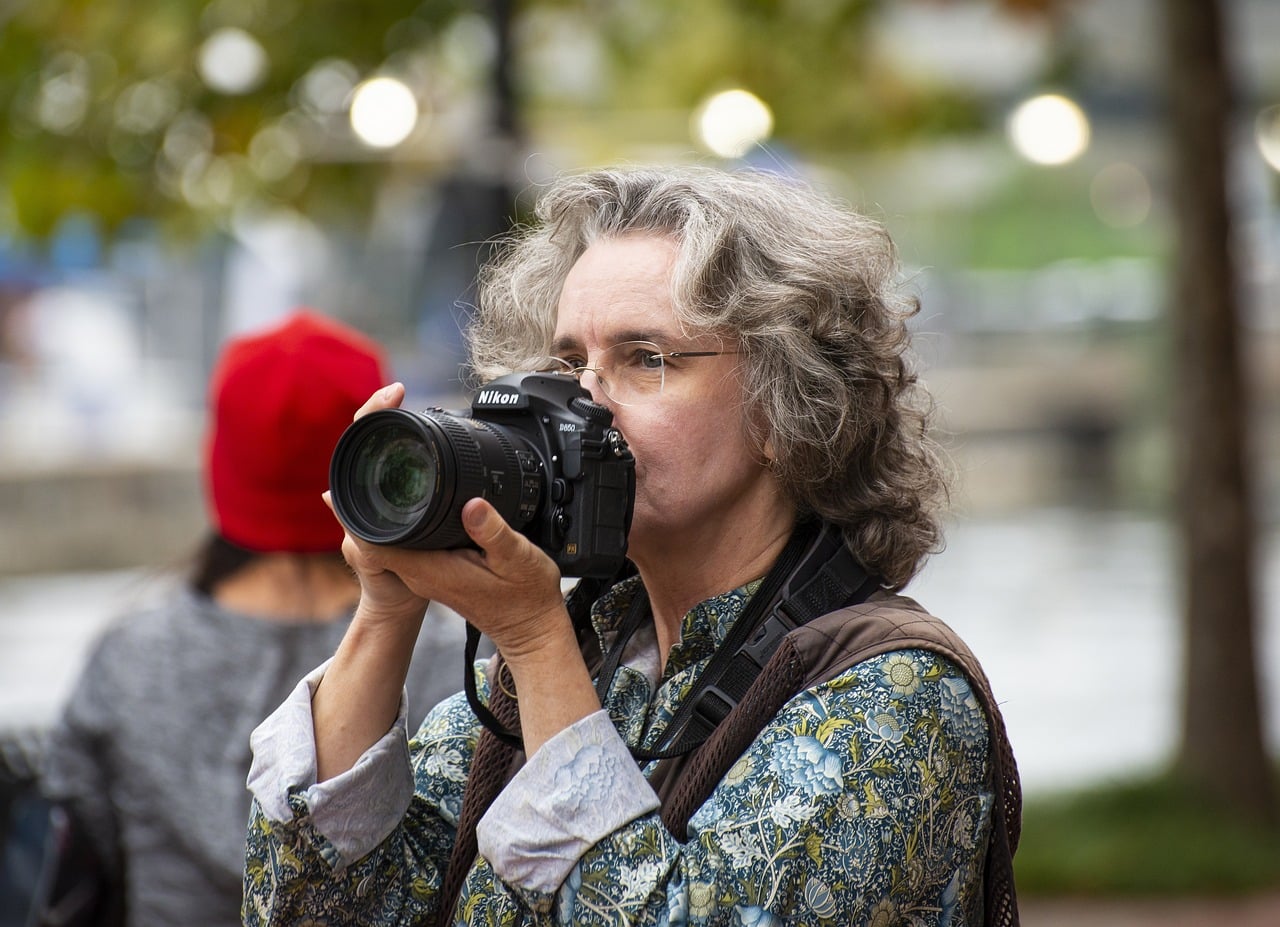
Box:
[657,594,1023,926]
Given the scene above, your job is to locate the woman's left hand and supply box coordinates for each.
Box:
[385,498,602,755]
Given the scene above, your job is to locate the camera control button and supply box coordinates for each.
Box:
[551,478,574,504]
[554,509,572,535]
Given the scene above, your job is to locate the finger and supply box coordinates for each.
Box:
[461,497,511,553]
[354,382,405,421]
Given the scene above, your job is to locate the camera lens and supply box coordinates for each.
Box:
[329,407,538,550]
[355,424,438,529]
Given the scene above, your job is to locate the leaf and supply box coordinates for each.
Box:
[816,717,855,743]
[870,758,897,778]
[806,831,824,865]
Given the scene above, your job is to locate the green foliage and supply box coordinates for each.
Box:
[583,0,984,150]
[0,0,469,239]
[947,165,1166,269]
[0,0,990,243]
[1016,772,1280,896]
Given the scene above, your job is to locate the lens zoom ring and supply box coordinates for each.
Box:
[473,420,522,483]
[428,414,486,546]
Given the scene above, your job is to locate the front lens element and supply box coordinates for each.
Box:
[355,425,439,529]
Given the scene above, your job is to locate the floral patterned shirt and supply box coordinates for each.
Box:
[243,576,993,926]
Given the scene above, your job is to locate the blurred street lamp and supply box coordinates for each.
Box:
[349,76,420,149]
[692,89,774,159]
[1007,93,1090,166]
[1256,104,1280,173]
[198,28,268,95]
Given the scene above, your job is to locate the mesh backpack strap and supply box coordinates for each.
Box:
[431,659,521,927]
[657,599,1023,927]
[659,636,808,839]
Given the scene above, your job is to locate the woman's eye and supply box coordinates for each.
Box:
[637,351,663,370]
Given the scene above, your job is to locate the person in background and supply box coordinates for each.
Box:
[38,311,470,927]
[243,168,1021,926]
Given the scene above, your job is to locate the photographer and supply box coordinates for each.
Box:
[243,167,1021,926]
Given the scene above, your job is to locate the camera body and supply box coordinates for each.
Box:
[328,372,635,578]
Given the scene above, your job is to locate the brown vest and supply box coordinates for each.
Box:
[436,593,1021,927]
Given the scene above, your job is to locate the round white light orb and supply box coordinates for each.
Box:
[1256,105,1280,173]
[198,28,268,95]
[349,77,419,149]
[693,89,774,159]
[1007,93,1090,166]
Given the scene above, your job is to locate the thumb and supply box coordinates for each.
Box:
[462,498,513,555]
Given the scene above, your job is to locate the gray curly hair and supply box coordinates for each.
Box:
[468,165,949,589]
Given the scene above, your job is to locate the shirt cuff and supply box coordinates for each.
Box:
[246,658,416,869]
[476,709,659,895]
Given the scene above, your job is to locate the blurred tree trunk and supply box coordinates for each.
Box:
[1165,0,1277,824]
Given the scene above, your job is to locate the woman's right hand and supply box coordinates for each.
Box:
[323,382,431,626]
[312,383,431,781]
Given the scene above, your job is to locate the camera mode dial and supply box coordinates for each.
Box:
[568,396,613,424]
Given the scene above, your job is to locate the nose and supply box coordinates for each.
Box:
[577,367,612,406]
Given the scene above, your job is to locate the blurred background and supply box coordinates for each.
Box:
[0,0,1277,913]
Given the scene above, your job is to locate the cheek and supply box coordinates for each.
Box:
[625,407,753,488]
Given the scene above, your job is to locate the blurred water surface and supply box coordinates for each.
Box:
[1,506,1276,796]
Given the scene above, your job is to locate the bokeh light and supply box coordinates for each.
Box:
[113,79,180,135]
[349,77,419,149]
[248,121,303,183]
[298,59,360,115]
[1007,93,1090,166]
[1256,104,1280,173]
[1090,162,1152,228]
[197,28,268,95]
[692,89,774,159]
[35,53,91,134]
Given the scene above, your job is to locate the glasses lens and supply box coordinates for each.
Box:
[601,341,664,406]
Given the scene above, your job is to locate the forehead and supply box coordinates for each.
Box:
[552,234,683,347]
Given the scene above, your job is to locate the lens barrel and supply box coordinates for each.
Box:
[329,407,531,549]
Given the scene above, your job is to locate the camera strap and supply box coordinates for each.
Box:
[462,566,628,751]
[629,519,879,761]
[462,520,878,758]
[445,520,879,927]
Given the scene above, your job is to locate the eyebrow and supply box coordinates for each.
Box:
[550,329,675,354]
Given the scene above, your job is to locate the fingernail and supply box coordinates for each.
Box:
[382,383,401,399]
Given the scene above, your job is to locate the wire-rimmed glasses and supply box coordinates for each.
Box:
[533,340,737,406]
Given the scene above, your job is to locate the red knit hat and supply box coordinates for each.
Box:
[203,310,388,552]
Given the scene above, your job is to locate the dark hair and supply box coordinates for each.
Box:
[189,534,258,597]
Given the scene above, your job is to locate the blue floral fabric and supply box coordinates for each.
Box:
[243,577,993,926]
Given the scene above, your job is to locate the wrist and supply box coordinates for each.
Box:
[494,602,578,669]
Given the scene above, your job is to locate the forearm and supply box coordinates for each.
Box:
[312,603,426,781]
[501,609,601,757]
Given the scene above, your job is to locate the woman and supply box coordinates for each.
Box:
[243,167,1020,926]
[38,312,468,927]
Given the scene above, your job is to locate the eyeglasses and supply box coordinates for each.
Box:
[533,340,738,406]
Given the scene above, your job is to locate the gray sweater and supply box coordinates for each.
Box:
[39,587,471,927]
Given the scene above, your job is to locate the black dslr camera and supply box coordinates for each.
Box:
[328,372,635,578]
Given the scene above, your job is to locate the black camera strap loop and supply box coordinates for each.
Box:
[463,624,523,750]
[462,564,635,751]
